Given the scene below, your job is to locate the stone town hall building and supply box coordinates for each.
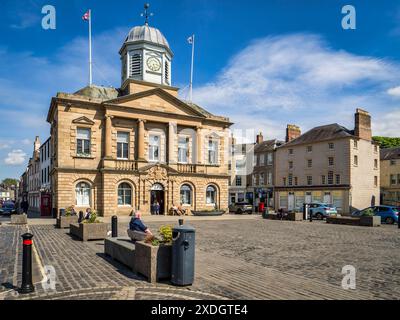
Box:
[47,22,232,216]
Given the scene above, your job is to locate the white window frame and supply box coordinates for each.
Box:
[208,139,218,165]
[76,128,91,157]
[178,136,190,164]
[117,132,130,160]
[206,185,217,205]
[118,183,132,206]
[149,134,161,162]
[75,182,91,207]
[180,184,192,205]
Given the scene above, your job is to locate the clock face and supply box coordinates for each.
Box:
[146,57,161,72]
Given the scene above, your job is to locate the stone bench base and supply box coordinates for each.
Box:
[105,237,136,270]
[70,223,108,241]
[326,216,381,227]
[104,238,172,284]
[265,213,303,221]
[11,214,27,225]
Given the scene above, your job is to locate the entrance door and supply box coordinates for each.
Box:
[305,192,312,204]
[288,192,295,211]
[323,192,331,204]
[40,194,52,217]
[150,183,165,215]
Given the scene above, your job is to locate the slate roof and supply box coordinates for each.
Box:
[282,123,355,148]
[254,139,285,153]
[380,147,400,160]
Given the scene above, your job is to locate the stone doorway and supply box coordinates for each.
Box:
[150,183,165,215]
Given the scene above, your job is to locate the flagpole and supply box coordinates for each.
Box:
[89,9,93,86]
[189,34,195,103]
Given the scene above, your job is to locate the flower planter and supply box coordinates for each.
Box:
[134,241,172,283]
[11,214,27,225]
[69,222,108,241]
[56,216,78,229]
[288,212,303,221]
[192,211,225,217]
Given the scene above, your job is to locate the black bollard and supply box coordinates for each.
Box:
[112,216,118,238]
[179,219,184,226]
[398,218,400,229]
[19,233,35,294]
[78,211,84,223]
[309,206,313,222]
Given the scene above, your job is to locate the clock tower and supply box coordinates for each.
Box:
[119,4,173,88]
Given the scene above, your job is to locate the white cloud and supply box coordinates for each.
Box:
[373,109,400,137]
[4,150,27,165]
[0,143,10,150]
[21,139,31,145]
[10,12,40,30]
[387,86,400,97]
[193,33,400,138]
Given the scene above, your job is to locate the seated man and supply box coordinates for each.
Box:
[129,211,152,235]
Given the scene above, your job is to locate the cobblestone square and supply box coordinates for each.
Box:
[0,216,399,300]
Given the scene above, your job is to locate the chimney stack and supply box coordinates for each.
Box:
[354,108,371,140]
[286,125,301,142]
[256,132,263,144]
[34,136,41,152]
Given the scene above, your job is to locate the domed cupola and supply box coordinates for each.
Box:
[120,4,173,87]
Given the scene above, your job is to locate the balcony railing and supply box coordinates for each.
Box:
[176,163,221,175]
[115,160,138,171]
[109,159,221,175]
[177,164,198,173]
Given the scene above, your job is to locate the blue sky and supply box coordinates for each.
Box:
[1,0,400,180]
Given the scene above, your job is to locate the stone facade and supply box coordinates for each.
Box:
[44,20,232,217]
[47,83,231,217]
[274,109,380,215]
[380,147,400,206]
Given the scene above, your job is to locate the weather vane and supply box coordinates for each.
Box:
[141,3,154,25]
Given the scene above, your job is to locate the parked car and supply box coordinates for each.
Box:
[308,203,338,219]
[229,202,253,214]
[352,206,399,224]
[0,202,17,216]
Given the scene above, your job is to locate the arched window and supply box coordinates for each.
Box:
[118,183,132,206]
[180,184,192,205]
[206,185,217,205]
[76,182,91,206]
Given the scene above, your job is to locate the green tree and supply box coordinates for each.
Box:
[372,136,400,149]
[1,178,18,187]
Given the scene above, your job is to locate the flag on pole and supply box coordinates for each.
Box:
[82,10,90,21]
[187,35,195,102]
[82,10,93,86]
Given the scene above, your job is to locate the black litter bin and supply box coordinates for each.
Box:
[171,224,195,286]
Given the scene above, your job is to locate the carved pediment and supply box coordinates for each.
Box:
[72,116,95,126]
[104,88,207,118]
[139,163,178,180]
[147,165,168,180]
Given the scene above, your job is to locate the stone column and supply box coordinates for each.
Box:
[196,127,203,164]
[105,115,113,158]
[168,122,176,164]
[137,119,145,160]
